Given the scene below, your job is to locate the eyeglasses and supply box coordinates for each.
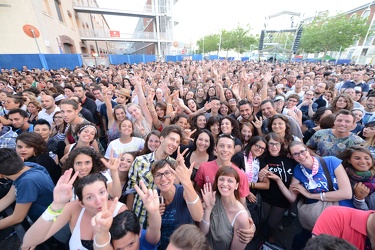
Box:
[154,170,172,180]
[54,116,63,119]
[288,99,298,103]
[254,144,266,151]
[268,142,281,147]
[291,149,307,157]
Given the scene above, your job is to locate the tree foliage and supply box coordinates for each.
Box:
[196,24,258,54]
[299,14,370,56]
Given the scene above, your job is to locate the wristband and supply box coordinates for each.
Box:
[47,204,63,215]
[201,218,210,225]
[42,211,57,222]
[94,232,111,248]
[320,192,324,201]
[322,192,326,202]
[354,195,365,202]
[186,195,199,205]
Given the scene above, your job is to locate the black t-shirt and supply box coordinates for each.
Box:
[259,155,297,208]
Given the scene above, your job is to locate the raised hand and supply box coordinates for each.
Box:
[251,116,263,129]
[91,197,118,234]
[134,180,160,214]
[52,168,79,209]
[201,183,216,209]
[169,147,192,186]
[101,149,120,171]
[204,102,211,112]
[258,165,269,181]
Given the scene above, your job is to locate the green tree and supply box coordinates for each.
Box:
[196,34,219,54]
[299,14,370,59]
[196,24,258,54]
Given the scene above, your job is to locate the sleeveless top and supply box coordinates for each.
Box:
[107,121,121,143]
[69,201,124,250]
[133,117,152,139]
[207,195,248,250]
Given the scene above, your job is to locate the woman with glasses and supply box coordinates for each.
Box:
[283,94,303,127]
[51,111,67,142]
[257,133,297,243]
[242,136,268,228]
[151,152,203,250]
[268,141,352,248]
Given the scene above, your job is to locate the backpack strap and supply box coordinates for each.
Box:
[317,156,334,191]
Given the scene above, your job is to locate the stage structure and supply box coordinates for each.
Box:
[258,11,303,61]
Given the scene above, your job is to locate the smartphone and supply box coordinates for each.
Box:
[159,196,164,204]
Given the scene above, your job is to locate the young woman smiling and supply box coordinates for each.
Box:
[104,118,145,159]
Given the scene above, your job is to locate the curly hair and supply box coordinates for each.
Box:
[267,114,294,146]
[62,146,106,180]
[220,116,242,140]
[330,94,354,114]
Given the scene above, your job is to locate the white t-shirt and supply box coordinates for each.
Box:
[105,137,145,158]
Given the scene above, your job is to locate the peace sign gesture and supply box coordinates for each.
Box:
[171,147,192,186]
[91,197,119,234]
[252,115,263,129]
[134,180,159,214]
[135,122,146,137]
[52,168,79,210]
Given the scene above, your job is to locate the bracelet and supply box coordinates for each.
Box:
[354,195,365,202]
[320,192,324,201]
[94,232,111,248]
[47,204,63,215]
[167,104,172,106]
[202,218,210,225]
[42,211,57,222]
[251,182,255,189]
[186,195,200,205]
[322,192,326,202]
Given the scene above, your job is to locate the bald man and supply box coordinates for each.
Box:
[38,95,61,125]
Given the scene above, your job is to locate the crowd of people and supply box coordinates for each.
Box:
[0,60,375,249]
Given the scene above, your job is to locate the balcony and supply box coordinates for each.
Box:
[79,29,173,42]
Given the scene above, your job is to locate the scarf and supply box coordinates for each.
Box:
[300,156,320,190]
[245,151,253,183]
[346,167,375,194]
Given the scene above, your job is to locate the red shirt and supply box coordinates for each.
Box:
[313,206,374,250]
[195,160,250,198]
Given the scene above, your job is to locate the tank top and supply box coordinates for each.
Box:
[69,201,124,250]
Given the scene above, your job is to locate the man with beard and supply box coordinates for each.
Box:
[126,125,183,228]
[313,82,328,109]
[307,110,363,157]
[362,94,375,125]
[38,95,60,125]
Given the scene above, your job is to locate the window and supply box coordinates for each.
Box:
[361,48,368,56]
[43,0,52,15]
[54,0,64,22]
